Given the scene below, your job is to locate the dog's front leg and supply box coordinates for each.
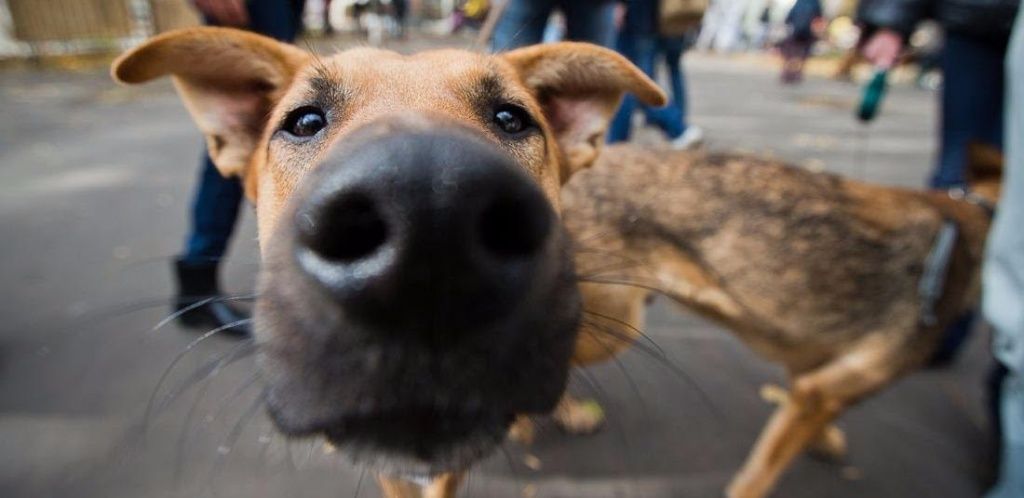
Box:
[377,472,464,498]
[728,335,905,498]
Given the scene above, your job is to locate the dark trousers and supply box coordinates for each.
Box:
[933,32,1007,188]
[608,32,689,142]
[181,0,303,265]
[491,0,617,50]
[924,33,1007,364]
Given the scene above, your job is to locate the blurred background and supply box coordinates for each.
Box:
[0,0,1003,497]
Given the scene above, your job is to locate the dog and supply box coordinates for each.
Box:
[559,143,1001,498]
[113,27,1001,498]
[112,27,666,498]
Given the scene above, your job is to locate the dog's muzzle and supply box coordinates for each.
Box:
[255,125,581,474]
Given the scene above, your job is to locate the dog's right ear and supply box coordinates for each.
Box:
[501,42,666,182]
[112,27,309,177]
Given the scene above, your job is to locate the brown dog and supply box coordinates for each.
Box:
[113,27,1000,498]
[112,27,665,498]
[560,144,1001,498]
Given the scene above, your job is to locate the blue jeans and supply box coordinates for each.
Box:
[924,32,1007,363]
[608,33,688,142]
[491,0,617,50]
[933,32,1007,188]
[182,0,302,265]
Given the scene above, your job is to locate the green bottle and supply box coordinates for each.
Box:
[857,68,889,123]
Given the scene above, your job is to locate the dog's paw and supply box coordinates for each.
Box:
[508,416,535,445]
[809,424,848,462]
[553,396,605,435]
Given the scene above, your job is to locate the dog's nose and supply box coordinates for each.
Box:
[293,130,554,337]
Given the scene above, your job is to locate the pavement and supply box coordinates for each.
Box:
[0,33,995,498]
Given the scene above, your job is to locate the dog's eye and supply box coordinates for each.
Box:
[493,105,534,136]
[283,106,327,138]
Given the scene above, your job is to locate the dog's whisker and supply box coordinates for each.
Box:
[210,388,266,480]
[74,297,168,322]
[145,321,253,419]
[573,368,610,408]
[569,368,639,485]
[497,444,524,493]
[578,326,650,416]
[580,317,724,421]
[150,294,258,333]
[172,370,262,484]
[575,276,669,296]
[575,260,652,281]
[582,308,668,358]
[352,468,367,498]
[173,366,217,484]
[145,338,257,431]
[73,294,254,331]
[211,371,263,423]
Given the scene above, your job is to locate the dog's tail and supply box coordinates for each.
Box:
[965,141,1004,206]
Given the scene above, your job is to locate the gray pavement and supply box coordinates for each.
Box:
[0,37,994,498]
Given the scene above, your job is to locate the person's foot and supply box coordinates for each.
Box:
[173,259,251,337]
[670,125,704,150]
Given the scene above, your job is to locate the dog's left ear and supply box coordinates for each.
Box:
[502,42,666,181]
[112,27,309,177]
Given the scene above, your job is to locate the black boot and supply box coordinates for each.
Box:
[172,258,251,337]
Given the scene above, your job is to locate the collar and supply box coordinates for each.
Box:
[947,187,996,218]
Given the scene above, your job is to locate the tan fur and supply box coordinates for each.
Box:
[563,145,998,498]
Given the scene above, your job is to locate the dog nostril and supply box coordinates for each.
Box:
[478,195,551,259]
[305,193,389,263]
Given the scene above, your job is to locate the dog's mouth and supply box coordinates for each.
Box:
[319,407,516,474]
[263,382,518,474]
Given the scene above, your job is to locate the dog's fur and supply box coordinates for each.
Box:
[112,27,665,498]
[112,28,1001,498]
[561,144,1000,498]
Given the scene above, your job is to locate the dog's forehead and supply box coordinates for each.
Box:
[298,47,528,106]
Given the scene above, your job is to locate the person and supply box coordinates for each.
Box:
[984,6,1024,497]
[490,0,618,50]
[858,0,1020,366]
[778,0,821,84]
[859,0,1018,189]
[173,0,304,337]
[607,0,704,147]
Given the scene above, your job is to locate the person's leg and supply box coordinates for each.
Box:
[492,0,553,51]
[560,0,616,47]
[934,33,1007,189]
[987,371,1024,498]
[642,37,686,139]
[664,36,688,130]
[176,0,303,335]
[926,34,1007,360]
[246,0,304,41]
[393,0,408,36]
[175,154,248,334]
[182,154,243,266]
[608,30,648,142]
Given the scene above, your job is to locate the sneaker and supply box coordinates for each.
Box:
[670,125,704,150]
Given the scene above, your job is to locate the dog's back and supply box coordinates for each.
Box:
[565,144,994,371]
